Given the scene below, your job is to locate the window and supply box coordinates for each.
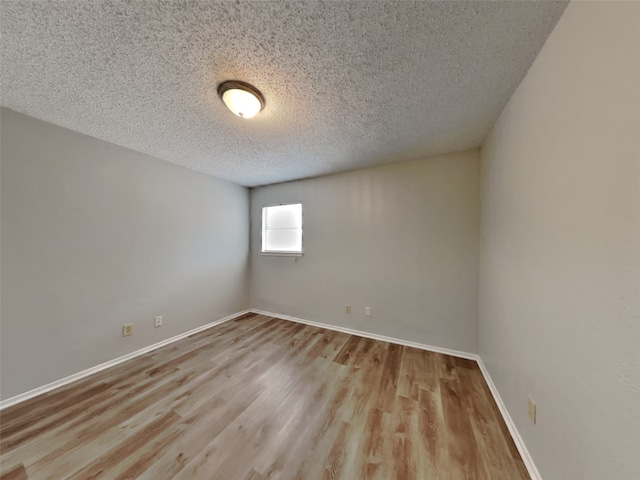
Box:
[261,203,303,255]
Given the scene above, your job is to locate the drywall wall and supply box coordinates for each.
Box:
[479,2,640,480]
[0,109,250,400]
[250,150,480,353]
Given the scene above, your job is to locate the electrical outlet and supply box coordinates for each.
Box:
[528,397,537,424]
[122,324,133,337]
[345,305,351,314]
[155,316,163,327]
[365,307,372,317]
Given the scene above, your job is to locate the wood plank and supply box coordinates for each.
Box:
[440,377,479,479]
[0,464,27,480]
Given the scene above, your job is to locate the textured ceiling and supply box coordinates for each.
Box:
[1,1,568,187]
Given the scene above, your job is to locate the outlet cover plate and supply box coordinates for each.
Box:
[528,397,536,424]
[122,324,133,337]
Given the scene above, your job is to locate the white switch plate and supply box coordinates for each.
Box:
[155,316,163,327]
[365,307,372,317]
[122,324,133,336]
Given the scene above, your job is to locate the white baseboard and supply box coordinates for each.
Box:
[476,358,542,480]
[0,309,250,411]
[251,308,541,480]
[250,308,478,360]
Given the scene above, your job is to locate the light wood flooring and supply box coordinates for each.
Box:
[0,313,529,479]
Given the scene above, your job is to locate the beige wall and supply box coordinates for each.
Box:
[0,109,250,400]
[479,2,640,479]
[251,150,480,353]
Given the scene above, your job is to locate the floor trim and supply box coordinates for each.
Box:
[250,308,478,360]
[0,309,250,411]
[476,358,542,480]
[251,308,541,480]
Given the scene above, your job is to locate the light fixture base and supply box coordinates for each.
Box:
[217,80,265,118]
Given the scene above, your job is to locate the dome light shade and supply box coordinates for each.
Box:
[217,80,265,119]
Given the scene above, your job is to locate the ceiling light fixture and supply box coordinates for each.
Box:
[217,80,265,119]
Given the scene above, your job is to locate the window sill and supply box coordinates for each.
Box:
[261,252,303,257]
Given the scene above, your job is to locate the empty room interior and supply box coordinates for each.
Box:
[0,1,638,479]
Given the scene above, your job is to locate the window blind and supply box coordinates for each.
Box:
[262,203,303,253]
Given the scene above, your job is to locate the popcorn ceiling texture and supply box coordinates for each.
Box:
[1,1,567,187]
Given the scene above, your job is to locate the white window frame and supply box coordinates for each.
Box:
[261,202,303,256]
